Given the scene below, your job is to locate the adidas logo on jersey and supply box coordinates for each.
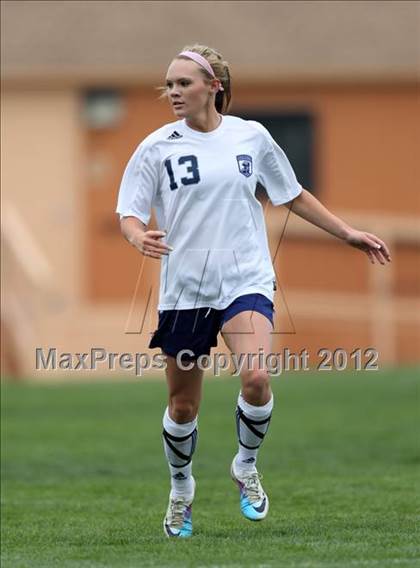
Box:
[167,131,183,140]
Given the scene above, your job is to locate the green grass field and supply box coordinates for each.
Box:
[2,367,419,567]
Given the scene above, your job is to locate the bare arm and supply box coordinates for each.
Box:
[120,216,172,259]
[287,189,392,265]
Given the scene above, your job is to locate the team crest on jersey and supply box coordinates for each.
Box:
[236,154,253,177]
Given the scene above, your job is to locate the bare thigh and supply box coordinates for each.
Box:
[165,354,204,423]
[221,311,273,405]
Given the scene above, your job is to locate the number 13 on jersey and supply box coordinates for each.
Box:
[164,155,200,190]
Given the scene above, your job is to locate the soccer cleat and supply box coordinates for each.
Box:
[163,477,195,538]
[230,459,269,521]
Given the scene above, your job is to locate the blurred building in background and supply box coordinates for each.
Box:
[2,1,419,379]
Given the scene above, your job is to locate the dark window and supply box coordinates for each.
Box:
[232,109,316,195]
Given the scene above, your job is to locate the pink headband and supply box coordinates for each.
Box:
[178,50,224,91]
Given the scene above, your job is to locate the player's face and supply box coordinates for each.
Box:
[165,59,215,118]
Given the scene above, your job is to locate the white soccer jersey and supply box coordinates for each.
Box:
[116,115,303,311]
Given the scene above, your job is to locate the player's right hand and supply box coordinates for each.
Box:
[132,230,173,259]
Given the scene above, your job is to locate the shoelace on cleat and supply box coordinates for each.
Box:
[167,497,188,529]
[242,472,264,503]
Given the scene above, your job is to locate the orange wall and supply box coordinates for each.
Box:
[85,84,419,301]
[2,84,418,377]
[233,84,419,213]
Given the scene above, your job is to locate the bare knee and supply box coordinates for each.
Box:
[168,396,199,423]
[241,369,271,405]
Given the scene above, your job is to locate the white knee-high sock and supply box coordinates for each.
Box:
[234,391,273,473]
[162,407,197,498]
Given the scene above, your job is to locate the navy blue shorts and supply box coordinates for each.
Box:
[149,293,274,361]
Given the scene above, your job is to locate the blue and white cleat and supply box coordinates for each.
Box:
[163,478,195,538]
[230,459,269,521]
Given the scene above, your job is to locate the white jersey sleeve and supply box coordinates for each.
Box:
[250,121,303,205]
[116,140,159,225]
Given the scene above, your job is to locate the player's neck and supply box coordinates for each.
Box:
[184,111,222,133]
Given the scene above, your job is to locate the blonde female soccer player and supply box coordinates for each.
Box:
[116,44,391,538]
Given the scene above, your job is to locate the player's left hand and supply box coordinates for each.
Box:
[345,229,391,265]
